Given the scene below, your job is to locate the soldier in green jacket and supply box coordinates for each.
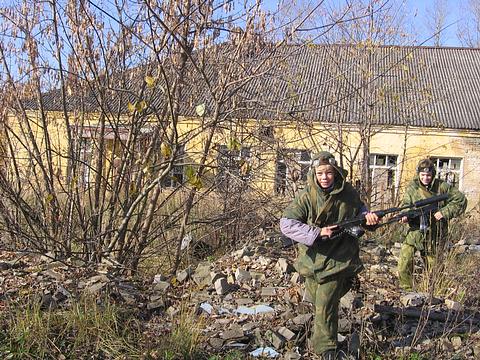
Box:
[280,151,379,358]
[397,158,467,291]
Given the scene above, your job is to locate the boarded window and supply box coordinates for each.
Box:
[161,145,186,188]
[215,144,251,191]
[369,154,398,207]
[275,149,311,195]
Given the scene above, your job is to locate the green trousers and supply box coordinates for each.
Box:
[397,243,436,291]
[305,276,352,354]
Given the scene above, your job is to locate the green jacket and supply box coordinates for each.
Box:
[402,176,467,251]
[283,166,365,283]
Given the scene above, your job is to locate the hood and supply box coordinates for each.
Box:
[307,152,348,195]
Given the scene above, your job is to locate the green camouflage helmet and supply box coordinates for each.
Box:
[416,158,436,176]
[311,151,347,180]
[311,151,340,170]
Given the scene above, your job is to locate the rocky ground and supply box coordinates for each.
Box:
[1,233,480,359]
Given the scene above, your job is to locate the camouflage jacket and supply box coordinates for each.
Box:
[402,176,467,251]
[281,166,365,283]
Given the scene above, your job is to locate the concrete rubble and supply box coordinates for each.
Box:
[0,233,480,359]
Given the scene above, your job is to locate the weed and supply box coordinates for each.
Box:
[208,350,243,360]
[417,247,480,305]
[0,295,143,359]
[156,302,207,360]
[409,352,423,360]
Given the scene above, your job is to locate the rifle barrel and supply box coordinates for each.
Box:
[413,193,448,208]
[331,193,448,229]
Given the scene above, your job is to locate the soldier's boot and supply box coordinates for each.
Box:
[397,243,415,291]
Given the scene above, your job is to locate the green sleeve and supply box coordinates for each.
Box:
[282,190,311,223]
[401,184,415,206]
[440,184,467,220]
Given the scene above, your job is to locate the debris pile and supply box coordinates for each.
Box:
[1,234,480,359]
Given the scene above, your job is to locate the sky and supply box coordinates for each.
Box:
[262,0,467,47]
[407,0,463,47]
[0,0,469,50]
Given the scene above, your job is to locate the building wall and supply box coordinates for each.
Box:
[4,111,480,210]
[256,122,480,209]
[370,126,480,208]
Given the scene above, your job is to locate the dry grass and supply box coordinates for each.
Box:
[416,212,480,306]
[157,303,208,360]
[0,295,143,359]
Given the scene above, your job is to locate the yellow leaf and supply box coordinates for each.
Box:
[161,144,172,158]
[227,138,241,151]
[191,176,203,190]
[145,75,156,88]
[129,182,137,194]
[185,166,195,180]
[240,161,251,176]
[127,102,136,114]
[136,100,147,112]
[45,193,54,203]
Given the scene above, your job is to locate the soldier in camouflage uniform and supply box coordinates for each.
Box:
[397,158,467,291]
[280,151,379,358]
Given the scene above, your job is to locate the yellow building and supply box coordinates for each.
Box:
[9,45,480,210]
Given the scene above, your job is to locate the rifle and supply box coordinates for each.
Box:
[322,193,448,240]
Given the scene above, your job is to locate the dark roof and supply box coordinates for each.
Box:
[22,44,480,131]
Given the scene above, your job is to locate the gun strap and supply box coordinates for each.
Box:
[313,194,335,226]
[418,185,435,200]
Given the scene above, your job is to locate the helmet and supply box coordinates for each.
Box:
[416,158,436,176]
[311,151,338,168]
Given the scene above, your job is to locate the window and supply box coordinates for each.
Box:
[275,149,311,195]
[216,144,251,191]
[79,138,93,188]
[369,154,398,207]
[430,157,462,189]
[161,145,186,188]
[259,125,274,138]
[161,163,185,188]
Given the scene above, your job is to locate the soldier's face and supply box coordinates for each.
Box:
[315,165,335,189]
[419,171,433,186]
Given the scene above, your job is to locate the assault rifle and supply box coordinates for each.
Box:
[322,193,448,240]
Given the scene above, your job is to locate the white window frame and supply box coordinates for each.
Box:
[79,137,93,188]
[369,154,399,189]
[369,153,399,206]
[216,144,252,189]
[430,157,463,189]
